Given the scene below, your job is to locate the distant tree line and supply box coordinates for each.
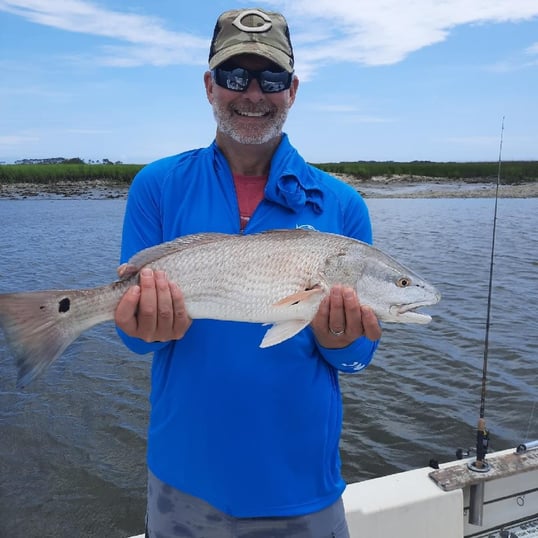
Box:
[14,157,123,165]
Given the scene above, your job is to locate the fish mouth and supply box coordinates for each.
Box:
[389,302,436,324]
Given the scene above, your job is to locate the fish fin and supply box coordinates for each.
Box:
[0,287,114,388]
[117,263,138,279]
[273,287,324,307]
[259,320,311,348]
[126,233,232,272]
[262,287,324,347]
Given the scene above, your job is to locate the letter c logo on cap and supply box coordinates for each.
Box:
[232,9,272,33]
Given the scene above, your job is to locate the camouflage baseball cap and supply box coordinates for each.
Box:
[208,8,294,73]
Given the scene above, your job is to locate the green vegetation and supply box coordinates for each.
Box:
[0,160,536,185]
[0,163,143,184]
[312,160,538,184]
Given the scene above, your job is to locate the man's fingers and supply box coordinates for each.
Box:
[328,285,346,335]
[361,305,382,341]
[154,270,174,338]
[115,285,141,334]
[114,268,191,342]
[137,268,158,340]
[170,282,192,338]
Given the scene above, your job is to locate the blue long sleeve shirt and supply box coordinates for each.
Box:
[118,134,379,517]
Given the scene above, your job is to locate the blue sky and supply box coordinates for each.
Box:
[1,0,537,164]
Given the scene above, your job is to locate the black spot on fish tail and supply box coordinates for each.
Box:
[58,297,70,313]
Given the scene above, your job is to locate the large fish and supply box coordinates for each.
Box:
[0,229,440,388]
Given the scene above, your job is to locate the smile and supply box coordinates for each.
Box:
[234,109,269,118]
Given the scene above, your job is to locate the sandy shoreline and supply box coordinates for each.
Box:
[338,174,538,199]
[0,176,537,200]
[0,180,129,200]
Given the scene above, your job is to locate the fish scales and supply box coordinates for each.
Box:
[0,229,441,387]
[144,232,329,321]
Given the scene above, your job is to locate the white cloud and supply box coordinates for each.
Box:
[526,42,538,55]
[484,39,538,72]
[264,0,538,67]
[0,0,208,66]
[1,0,537,71]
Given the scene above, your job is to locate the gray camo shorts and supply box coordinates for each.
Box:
[145,470,350,538]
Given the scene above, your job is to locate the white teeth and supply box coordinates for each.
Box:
[236,110,266,117]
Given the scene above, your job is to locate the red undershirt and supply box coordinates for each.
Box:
[233,173,268,230]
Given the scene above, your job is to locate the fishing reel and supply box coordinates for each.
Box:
[456,447,476,460]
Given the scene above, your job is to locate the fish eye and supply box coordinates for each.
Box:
[397,277,411,288]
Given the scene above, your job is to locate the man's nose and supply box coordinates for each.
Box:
[244,77,264,97]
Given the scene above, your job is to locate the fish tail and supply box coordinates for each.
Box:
[0,286,116,388]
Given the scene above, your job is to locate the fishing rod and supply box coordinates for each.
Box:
[467,116,505,526]
[476,117,505,460]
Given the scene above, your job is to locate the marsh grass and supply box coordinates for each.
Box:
[0,164,143,184]
[0,161,536,185]
[313,160,538,184]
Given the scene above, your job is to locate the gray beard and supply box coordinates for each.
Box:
[212,101,289,145]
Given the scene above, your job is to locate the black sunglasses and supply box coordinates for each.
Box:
[212,66,293,94]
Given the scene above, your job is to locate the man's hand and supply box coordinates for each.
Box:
[310,285,382,349]
[115,268,192,342]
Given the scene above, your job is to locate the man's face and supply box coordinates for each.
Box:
[205,54,298,145]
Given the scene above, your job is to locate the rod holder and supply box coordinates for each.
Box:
[469,482,485,526]
[516,439,538,453]
[467,460,490,526]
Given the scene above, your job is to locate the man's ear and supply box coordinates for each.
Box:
[204,71,214,103]
[288,75,299,107]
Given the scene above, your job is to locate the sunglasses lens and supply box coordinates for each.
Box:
[215,67,250,92]
[213,67,292,93]
[258,71,292,93]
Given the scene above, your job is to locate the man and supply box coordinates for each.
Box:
[115,7,381,538]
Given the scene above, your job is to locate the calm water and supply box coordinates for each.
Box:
[0,197,537,537]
